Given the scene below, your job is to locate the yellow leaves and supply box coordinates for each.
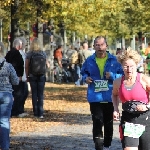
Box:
[87,4,94,12]
[1,0,12,6]
[0,8,6,19]
[62,11,68,17]
[62,1,68,8]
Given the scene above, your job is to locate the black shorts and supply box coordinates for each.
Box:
[120,111,150,149]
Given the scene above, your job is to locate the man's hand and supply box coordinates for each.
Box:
[86,77,93,84]
[105,72,111,79]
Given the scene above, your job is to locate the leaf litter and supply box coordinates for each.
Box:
[10,83,90,149]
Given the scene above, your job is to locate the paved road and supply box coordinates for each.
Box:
[11,104,122,150]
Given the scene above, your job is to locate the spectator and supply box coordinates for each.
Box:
[5,38,24,117]
[0,42,19,150]
[72,47,81,86]
[88,42,95,54]
[78,42,92,85]
[18,37,29,117]
[145,42,150,56]
[116,48,122,55]
[25,37,49,118]
[78,42,92,66]
[66,45,76,59]
[137,50,145,73]
[139,43,146,59]
[112,48,150,150]
[81,36,123,150]
[54,45,63,82]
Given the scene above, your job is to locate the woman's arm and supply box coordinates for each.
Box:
[112,80,120,112]
[112,78,121,120]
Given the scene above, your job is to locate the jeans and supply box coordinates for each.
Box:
[90,102,114,147]
[11,81,24,116]
[0,92,13,150]
[29,75,46,117]
[74,64,81,86]
[55,66,62,82]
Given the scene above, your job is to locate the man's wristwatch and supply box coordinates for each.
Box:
[146,104,150,110]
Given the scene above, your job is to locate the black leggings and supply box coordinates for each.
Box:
[120,111,150,150]
[90,102,114,147]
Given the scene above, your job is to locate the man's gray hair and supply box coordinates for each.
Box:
[13,38,22,48]
[19,37,27,50]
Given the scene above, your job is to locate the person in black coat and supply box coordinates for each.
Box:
[5,38,24,117]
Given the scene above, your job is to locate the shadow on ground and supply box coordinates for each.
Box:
[10,134,122,150]
[12,109,92,125]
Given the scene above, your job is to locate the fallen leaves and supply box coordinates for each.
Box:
[10,83,89,136]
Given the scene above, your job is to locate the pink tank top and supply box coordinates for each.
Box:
[119,73,149,103]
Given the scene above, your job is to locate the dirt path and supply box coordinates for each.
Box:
[10,83,122,150]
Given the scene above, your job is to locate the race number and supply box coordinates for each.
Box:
[124,122,145,138]
[94,80,109,92]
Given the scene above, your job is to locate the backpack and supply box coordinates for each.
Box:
[69,51,79,64]
[30,52,46,75]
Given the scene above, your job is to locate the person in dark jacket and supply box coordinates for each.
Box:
[81,36,123,150]
[5,38,24,117]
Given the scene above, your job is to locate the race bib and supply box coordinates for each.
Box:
[124,122,145,138]
[94,80,109,92]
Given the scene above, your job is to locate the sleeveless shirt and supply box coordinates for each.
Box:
[119,73,149,104]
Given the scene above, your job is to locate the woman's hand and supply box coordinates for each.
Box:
[136,105,148,111]
[113,110,120,121]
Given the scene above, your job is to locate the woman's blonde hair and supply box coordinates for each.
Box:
[30,37,42,51]
[117,47,141,65]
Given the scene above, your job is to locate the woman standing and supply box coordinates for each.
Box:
[25,38,49,119]
[112,48,150,150]
[0,42,19,150]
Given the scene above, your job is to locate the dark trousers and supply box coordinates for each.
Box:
[11,81,24,116]
[90,102,114,147]
[29,75,46,117]
[19,82,28,114]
